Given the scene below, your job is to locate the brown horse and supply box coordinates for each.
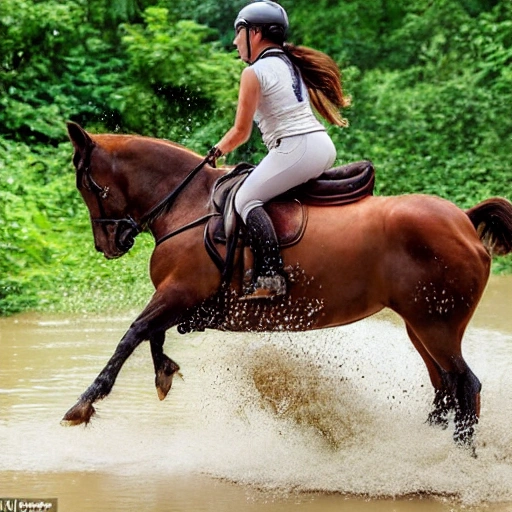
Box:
[63,122,512,446]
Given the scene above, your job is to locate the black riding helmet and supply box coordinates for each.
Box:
[234,1,289,62]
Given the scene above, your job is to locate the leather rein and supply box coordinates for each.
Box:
[80,152,217,253]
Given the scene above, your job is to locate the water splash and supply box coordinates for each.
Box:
[2,314,512,507]
[191,321,512,505]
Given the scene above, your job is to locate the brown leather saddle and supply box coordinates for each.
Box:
[204,160,375,279]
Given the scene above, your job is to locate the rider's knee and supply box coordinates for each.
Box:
[235,194,263,223]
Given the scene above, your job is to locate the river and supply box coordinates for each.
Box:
[1,275,512,511]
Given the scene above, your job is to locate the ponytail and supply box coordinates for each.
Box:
[283,43,350,127]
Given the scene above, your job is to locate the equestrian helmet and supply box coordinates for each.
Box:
[234,1,289,36]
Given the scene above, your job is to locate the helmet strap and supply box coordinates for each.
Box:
[246,25,252,63]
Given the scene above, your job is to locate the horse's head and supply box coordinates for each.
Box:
[67,122,141,259]
[68,122,216,259]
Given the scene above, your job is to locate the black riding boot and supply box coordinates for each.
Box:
[242,206,287,300]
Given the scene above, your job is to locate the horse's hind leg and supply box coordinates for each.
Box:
[407,322,481,446]
[150,331,181,401]
[405,324,454,429]
[451,365,481,446]
[428,358,481,446]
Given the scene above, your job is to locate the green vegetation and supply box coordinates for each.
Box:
[1,0,511,315]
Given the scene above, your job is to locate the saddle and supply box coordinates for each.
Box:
[204,160,375,280]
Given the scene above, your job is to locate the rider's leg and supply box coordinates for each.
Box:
[243,205,287,299]
[235,131,336,299]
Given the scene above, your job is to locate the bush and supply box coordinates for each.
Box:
[0,0,511,315]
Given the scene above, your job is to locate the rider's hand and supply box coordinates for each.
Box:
[206,146,223,167]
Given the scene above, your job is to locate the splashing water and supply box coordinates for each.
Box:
[192,321,512,505]
[1,314,512,507]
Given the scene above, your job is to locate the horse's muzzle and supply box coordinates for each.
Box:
[116,219,138,253]
[93,216,141,257]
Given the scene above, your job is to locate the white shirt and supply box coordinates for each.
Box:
[251,51,326,149]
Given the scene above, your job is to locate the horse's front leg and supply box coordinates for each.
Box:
[61,319,149,425]
[61,293,181,426]
[150,331,182,401]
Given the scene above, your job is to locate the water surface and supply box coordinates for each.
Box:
[1,276,512,511]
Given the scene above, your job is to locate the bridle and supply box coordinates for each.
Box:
[77,149,215,254]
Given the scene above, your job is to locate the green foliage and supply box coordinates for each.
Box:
[0,0,128,141]
[156,0,247,47]
[0,139,76,313]
[117,6,243,145]
[0,0,511,315]
[284,0,389,67]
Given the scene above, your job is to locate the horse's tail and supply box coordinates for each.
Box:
[465,197,512,255]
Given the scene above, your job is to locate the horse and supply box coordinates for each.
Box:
[63,121,512,447]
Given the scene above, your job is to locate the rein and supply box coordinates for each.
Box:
[139,156,211,227]
[83,153,215,252]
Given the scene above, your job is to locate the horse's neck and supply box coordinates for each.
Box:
[128,143,223,233]
[99,134,224,221]
[148,147,222,202]
[122,140,202,205]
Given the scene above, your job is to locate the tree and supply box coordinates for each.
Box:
[118,6,243,148]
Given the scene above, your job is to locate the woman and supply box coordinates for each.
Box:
[207,0,350,300]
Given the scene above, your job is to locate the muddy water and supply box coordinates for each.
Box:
[1,275,512,511]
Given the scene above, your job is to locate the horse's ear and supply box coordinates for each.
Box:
[67,122,95,172]
[67,122,93,152]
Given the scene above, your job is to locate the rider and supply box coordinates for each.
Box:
[207,0,350,300]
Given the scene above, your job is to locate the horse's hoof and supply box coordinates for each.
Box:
[155,359,181,401]
[454,437,477,458]
[426,412,449,430]
[61,400,96,426]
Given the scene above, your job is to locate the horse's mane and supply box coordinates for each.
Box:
[90,132,202,159]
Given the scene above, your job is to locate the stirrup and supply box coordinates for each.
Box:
[240,274,287,301]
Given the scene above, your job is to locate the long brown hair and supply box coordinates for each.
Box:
[283,43,351,127]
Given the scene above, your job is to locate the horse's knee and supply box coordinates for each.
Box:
[129,318,151,341]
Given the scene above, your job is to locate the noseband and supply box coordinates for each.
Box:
[77,151,211,254]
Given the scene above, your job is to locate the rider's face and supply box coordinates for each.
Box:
[234,26,251,63]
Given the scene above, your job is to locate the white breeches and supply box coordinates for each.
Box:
[234,131,336,222]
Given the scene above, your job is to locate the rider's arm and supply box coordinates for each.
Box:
[215,67,260,156]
